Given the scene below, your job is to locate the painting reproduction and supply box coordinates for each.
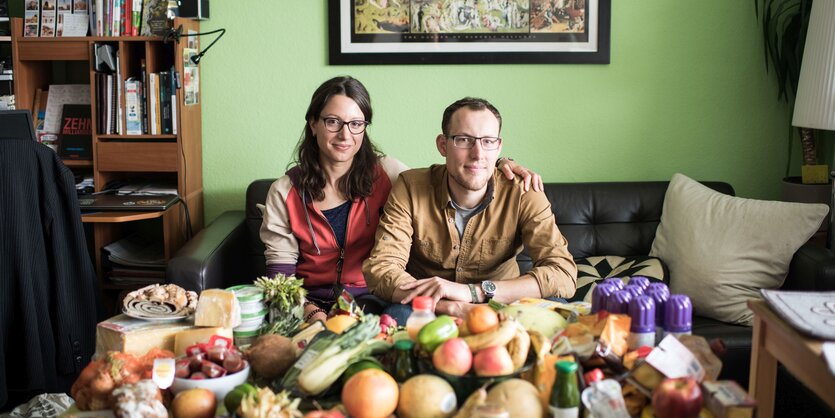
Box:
[329,0,610,64]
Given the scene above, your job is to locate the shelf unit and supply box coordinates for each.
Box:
[10,17,204,313]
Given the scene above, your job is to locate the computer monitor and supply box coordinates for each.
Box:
[0,110,37,141]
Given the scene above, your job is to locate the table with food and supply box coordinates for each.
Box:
[59,275,755,418]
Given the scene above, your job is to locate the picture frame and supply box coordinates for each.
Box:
[328,0,610,65]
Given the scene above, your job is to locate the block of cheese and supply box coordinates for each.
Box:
[95,314,197,359]
[194,289,241,328]
[702,380,755,418]
[173,327,234,356]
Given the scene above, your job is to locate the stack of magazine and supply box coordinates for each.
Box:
[760,289,835,340]
[102,234,165,284]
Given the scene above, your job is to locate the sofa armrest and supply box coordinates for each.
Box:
[785,242,835,291]
[166,210,251,292]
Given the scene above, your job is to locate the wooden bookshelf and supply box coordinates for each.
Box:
[11,17,204,312]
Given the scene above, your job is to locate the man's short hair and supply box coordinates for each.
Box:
[441,97,503,135]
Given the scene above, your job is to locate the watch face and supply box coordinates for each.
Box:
[482,281,497,294]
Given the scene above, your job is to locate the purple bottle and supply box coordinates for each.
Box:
[627,276,651,292]
[605,289,633,314]
[602,277,625,291]
[591,283,617,314]
[647,286,670,330]
[664,294,693,337]
[624,283,645,297]
[627,296,656,349]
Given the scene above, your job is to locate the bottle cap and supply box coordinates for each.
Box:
[628,276,650,291]
[412,296,433,311]
[647,282,669,296]
[584,368,604,384]
[556,360,577,374]
[602,277,625,290]
[647,287,670,327]
[624,283,645,298]
[394,339,415,351]
[605,290,632,314]
[628,295,656,333]
[664,294,693,333]
[591,283,617,313]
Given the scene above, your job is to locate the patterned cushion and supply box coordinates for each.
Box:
[571,256,668,302]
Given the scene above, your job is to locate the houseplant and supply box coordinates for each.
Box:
[754,0,820,181]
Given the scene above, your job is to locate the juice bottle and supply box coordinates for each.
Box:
[406,296,436,341]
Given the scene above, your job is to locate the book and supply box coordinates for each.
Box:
[169,65,177,135]
[148,72,159,135]
[131,0,141,35]
[43,84,90,134]
[139,0,167,36]
[140,59,148,134]
[124,78,142,135]
[159,70,171,134]
[57,104,93,159]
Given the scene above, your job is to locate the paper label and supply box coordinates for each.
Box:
[645,335,705,381]
[152,358,175,389]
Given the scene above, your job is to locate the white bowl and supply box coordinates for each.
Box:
[170,362,250,403]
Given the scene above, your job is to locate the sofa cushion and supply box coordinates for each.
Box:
[572,255,667,302]
[650,173,828,326]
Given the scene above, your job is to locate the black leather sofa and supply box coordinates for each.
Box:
[167,179,835,389]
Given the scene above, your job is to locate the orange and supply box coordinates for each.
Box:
[325,315,358,334]
[341,369,399,418]
[467,305,500,334]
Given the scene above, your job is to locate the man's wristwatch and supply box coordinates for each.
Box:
[481,280,497,301]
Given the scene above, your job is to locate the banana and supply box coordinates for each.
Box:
[507,322,530,370]
[463,319,516,352]
[528,330,551,362]
[452,386,487,418]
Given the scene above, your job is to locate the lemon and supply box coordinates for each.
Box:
[326,315,358,334]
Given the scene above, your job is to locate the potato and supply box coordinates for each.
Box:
[245,334,296,379]
[486,378,543,418]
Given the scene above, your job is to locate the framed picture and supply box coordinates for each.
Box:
[328,0,610,65]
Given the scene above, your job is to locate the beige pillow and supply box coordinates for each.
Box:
[649,173,828,326]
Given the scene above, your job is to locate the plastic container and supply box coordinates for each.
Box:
[581,369,630,418]
[406,296,436,341]
[605,290,632,314]
[627,276,650,292]
[647,285,670,337]
[226,284,266,314]
[663,294,693,337]
[627,296,656,350]
[602,277,625,291]
[624,284,644,298]
[591,283,617,313]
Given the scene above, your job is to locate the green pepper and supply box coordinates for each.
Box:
[417,315,459,352]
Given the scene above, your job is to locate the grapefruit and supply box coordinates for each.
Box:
[341,369,398,418]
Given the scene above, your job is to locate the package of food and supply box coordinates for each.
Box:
[701,380,755,418]
[678,335,723,381]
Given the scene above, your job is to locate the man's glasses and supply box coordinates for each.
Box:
[320,117,369,134]
[446,135,502,150]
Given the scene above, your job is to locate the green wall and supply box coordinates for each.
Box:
[198,1,794,222]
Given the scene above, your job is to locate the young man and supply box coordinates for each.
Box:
[362,97,577,319]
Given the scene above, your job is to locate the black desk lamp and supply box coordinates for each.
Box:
[164,25,226,65]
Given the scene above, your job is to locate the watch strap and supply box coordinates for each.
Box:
[467,283,479,304]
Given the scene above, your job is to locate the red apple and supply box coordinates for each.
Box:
[432,337,472,376]
[304,409,346,418]
[652,377,703,418]
[472,345,514,377]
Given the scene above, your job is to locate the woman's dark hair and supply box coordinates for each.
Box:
[292,76,381,201]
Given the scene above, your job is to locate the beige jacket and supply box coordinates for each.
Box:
[363,165,577,302]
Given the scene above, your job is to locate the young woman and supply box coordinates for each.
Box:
[260,76,541,323]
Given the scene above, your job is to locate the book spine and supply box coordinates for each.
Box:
[148,73,158,135]
[131,0,141,36]
[125,79,142,135]
[169,65,177,135]
[140,59,148,134]
[159,71,171,134]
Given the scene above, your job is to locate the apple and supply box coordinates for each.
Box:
[473,345,514,377]
[432,338,472,376]
[304,410,346,418]
[651,377,703,418]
